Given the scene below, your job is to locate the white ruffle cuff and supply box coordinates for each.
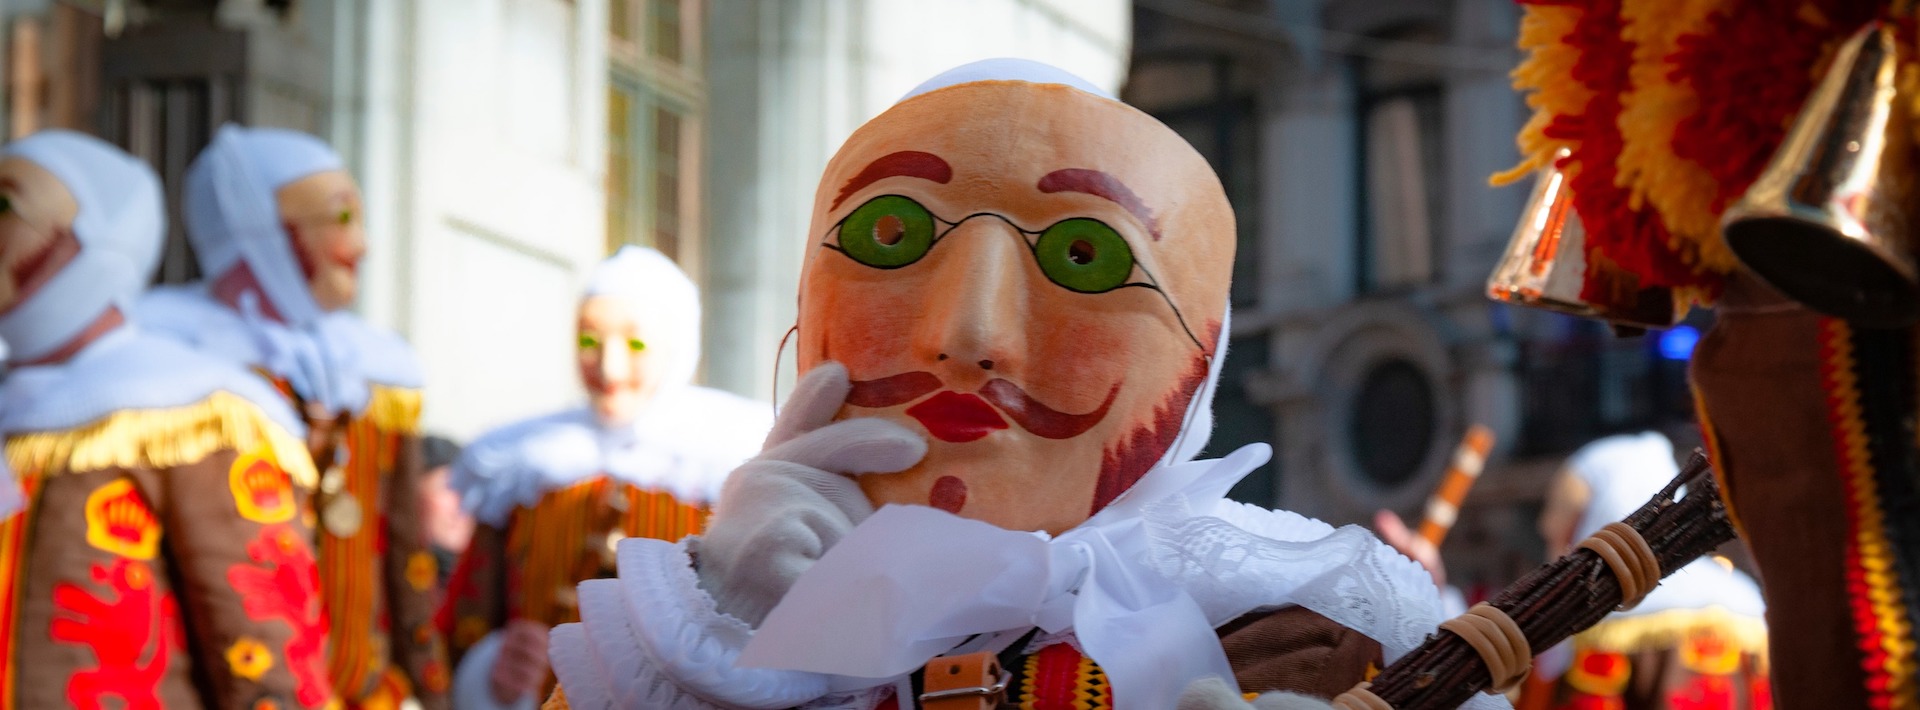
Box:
[547,536,839,709]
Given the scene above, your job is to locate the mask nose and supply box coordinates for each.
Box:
[914,216,1029,382]
[599,338,631,385]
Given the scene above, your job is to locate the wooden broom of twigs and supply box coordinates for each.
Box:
[1363,449,1735,709]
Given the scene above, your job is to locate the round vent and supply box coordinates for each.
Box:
[1349,358,1437,488]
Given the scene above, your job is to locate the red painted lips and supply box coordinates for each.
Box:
[905,391,1008,443]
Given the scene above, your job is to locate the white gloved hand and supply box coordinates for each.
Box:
[1178,677,1337,710]
[694,361,927,627]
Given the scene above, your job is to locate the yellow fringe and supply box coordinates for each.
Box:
[1573,606,1770,657]
[365,384,423,436]
[1492,3,1593,187]
[1615,0,1738,276]
[3,390,318,488]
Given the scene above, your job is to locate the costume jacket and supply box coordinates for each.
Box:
[0,328,332,709]
[441,387,771,708]
[137,287,448,708]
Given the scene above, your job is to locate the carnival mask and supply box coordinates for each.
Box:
[0,157,78,315]
[576,293,667,425]
[275,170,365,312]
[796,79,1235,534]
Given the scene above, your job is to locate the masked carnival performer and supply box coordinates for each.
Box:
[440,246,772,710]
[0,130,334,709]
[134,125,448,709]
[1487,2,1920,706]
[542,60,1493,710]
[1528,433,1769,709]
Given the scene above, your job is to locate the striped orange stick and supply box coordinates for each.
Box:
[1418,424,1496,546]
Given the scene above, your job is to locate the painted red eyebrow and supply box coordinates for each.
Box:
[1037,168,1161,240]
[833,151,953,210]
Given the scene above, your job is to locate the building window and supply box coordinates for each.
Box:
[607,86,635,254]
[606,83,694,258]
[650,105,683,256]
[607,0,703,260]
[1361,90,1443,291]
[611,0,636,45]
[1354,26,1449,295]
[648,0,682,65]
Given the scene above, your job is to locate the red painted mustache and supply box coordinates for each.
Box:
[1,228,78,316]
[846,370,1120,440]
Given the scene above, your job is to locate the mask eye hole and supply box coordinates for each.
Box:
[1034,218,1134,293]
[627,338,646,352]
[836,195,936,269]
[578,333,601,350]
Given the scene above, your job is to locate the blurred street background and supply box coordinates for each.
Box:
[0,0,1710,593]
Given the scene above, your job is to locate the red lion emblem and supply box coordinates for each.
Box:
[226,525,331,708]
[49,559,181,710]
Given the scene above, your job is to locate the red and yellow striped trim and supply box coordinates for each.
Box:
[323,415,402,700]
[1691,385,1746,536]
[1014,643,1112,710]
[507,478,707,627]
[0,478,39,710]
[1818,318,1918,709]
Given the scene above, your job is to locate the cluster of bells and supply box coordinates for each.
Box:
[1489,21,1920,330]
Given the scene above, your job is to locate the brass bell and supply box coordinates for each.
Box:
[1488,150,1676,329]
[1721,22,1920,327]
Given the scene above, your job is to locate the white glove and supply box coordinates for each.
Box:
[1178,677,1336,710]
[694,361,926,626]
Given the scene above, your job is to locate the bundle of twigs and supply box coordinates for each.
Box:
[1365,449,1736,708]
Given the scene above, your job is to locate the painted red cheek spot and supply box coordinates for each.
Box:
[929,476,967,514]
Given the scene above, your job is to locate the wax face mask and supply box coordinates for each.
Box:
[275,170,366,312]
[0,157,78,315]
[577,294,667,425]
[796,80,1235,534]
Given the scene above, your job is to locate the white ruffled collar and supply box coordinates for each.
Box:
[740,443,1503,710]
[133,284,422,416]
[450,387,771,526]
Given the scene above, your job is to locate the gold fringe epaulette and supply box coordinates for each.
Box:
[3,390,318,488]
[365,384,423,435]
[1572,606,1769,657]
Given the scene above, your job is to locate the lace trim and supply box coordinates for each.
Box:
[1143,497,1444,663]
[615,536,831,707]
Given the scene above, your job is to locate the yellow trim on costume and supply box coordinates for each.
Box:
[365,385,423,436]
[3,390,316,488]
[1692,384,1746,536]
[1573,607,1768,657]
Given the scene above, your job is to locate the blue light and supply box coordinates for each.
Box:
[1658,325,1700,360]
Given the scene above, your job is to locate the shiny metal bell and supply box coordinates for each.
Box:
[1488,150,1676,329]
[1721,22,1920,327]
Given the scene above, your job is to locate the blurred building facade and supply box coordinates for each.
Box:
[1127,0,1703,586]
[0,0,1130,439]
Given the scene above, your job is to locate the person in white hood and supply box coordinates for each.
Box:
[439,246,771,710]
[1528,432,1770,708]
[0,130,331,708]
[133,125,448,709]
[541,60,1496,710]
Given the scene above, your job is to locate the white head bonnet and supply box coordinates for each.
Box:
[183,124,344,327]
[584,246,702,391]
[0,130,164,363]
